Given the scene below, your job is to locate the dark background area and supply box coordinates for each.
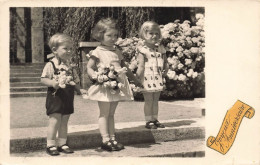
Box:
[9,7,204,63]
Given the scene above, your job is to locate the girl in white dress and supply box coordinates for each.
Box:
[86,18,142,151]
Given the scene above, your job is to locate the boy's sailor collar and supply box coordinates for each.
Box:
[97,45,116,51]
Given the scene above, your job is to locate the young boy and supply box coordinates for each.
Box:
[41,33,86,156]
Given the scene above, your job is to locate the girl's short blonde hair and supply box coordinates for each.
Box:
[48,33,72,50]
[91,18,118,41]
[139,21,162,40]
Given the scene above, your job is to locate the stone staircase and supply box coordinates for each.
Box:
[10,63,47,97]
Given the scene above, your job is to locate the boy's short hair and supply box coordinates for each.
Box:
[48,33,72,50]
[139,21,162,40]
[91,18,118,41]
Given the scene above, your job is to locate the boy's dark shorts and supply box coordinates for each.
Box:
[46,86,75,116]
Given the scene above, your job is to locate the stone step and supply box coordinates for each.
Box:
[10,77,40,82]
[10,118,205,153]
[10,86,47,92]
[10,82,43,87]
[10,63,46,67]
[10,139,205,157]
[10,65,45,67]
[10,91,47,97]
[10,69,43,74]
[10,73,41,77]
[10,66,45,70]
[10,66,45,71]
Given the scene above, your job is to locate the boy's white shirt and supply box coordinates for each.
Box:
[41,58,69,79]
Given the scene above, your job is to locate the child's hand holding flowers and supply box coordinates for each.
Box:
[52,67,76,96]
[52,80,60,90]
[90,64,126,94]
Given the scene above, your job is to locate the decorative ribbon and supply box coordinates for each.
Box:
[207,100,255,155]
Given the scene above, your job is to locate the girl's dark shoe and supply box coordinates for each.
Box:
[101,141,116,152]
[153,120,165,128]
[110,140,125,151]
[46,146,60,156]
[57,144,74,154]
[145,121,157,129]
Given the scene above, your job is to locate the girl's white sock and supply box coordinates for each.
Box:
[47,139,56,147]
[57,138,67,147]
[110,135,115,141]
[102,134,110,143]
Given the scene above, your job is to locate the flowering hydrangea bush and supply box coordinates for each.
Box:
[114,13,205,99]
[159,13,205,98]
[115,37,141,72]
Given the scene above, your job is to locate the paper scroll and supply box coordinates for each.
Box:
[207,100,255,155]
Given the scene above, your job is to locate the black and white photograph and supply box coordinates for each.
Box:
[8,6,206,157]
[0,0,260,165]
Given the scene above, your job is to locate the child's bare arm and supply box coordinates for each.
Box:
[136,52,145,79]
[74,83,87,95]
[86,57,97,78]
[162,53,169,77]
[41,78,59,89]
[121,60,143,87]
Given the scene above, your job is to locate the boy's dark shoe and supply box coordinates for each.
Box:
[110,140,125,151]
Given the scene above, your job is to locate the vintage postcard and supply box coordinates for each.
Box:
[0,0,259,165]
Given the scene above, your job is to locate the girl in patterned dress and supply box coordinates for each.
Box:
[86,18,142,151]
[136,21,169,129]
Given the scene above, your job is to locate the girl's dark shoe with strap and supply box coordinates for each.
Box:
[110,140,125,151]
[57,144,74,154]
[153,120,165,128]
[46,146,60,156]
[145,121,157,129]
[101,141,116,152]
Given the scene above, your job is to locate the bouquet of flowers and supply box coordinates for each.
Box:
[52,65,76,96]
[91,63,127,94]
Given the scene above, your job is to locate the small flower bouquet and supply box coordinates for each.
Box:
[91,63,127,94]
[52,66,76,96]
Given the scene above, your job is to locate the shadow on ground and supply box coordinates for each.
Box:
[68,119,197,150]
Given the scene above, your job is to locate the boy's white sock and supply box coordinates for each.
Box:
[57,138,67,147]
[47,140,56,147]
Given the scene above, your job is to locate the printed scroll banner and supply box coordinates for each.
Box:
[207,100,255,155]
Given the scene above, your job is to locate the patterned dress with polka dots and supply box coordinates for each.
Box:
[136,44,166,92]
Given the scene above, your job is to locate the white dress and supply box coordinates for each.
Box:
[86,46,134,102]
